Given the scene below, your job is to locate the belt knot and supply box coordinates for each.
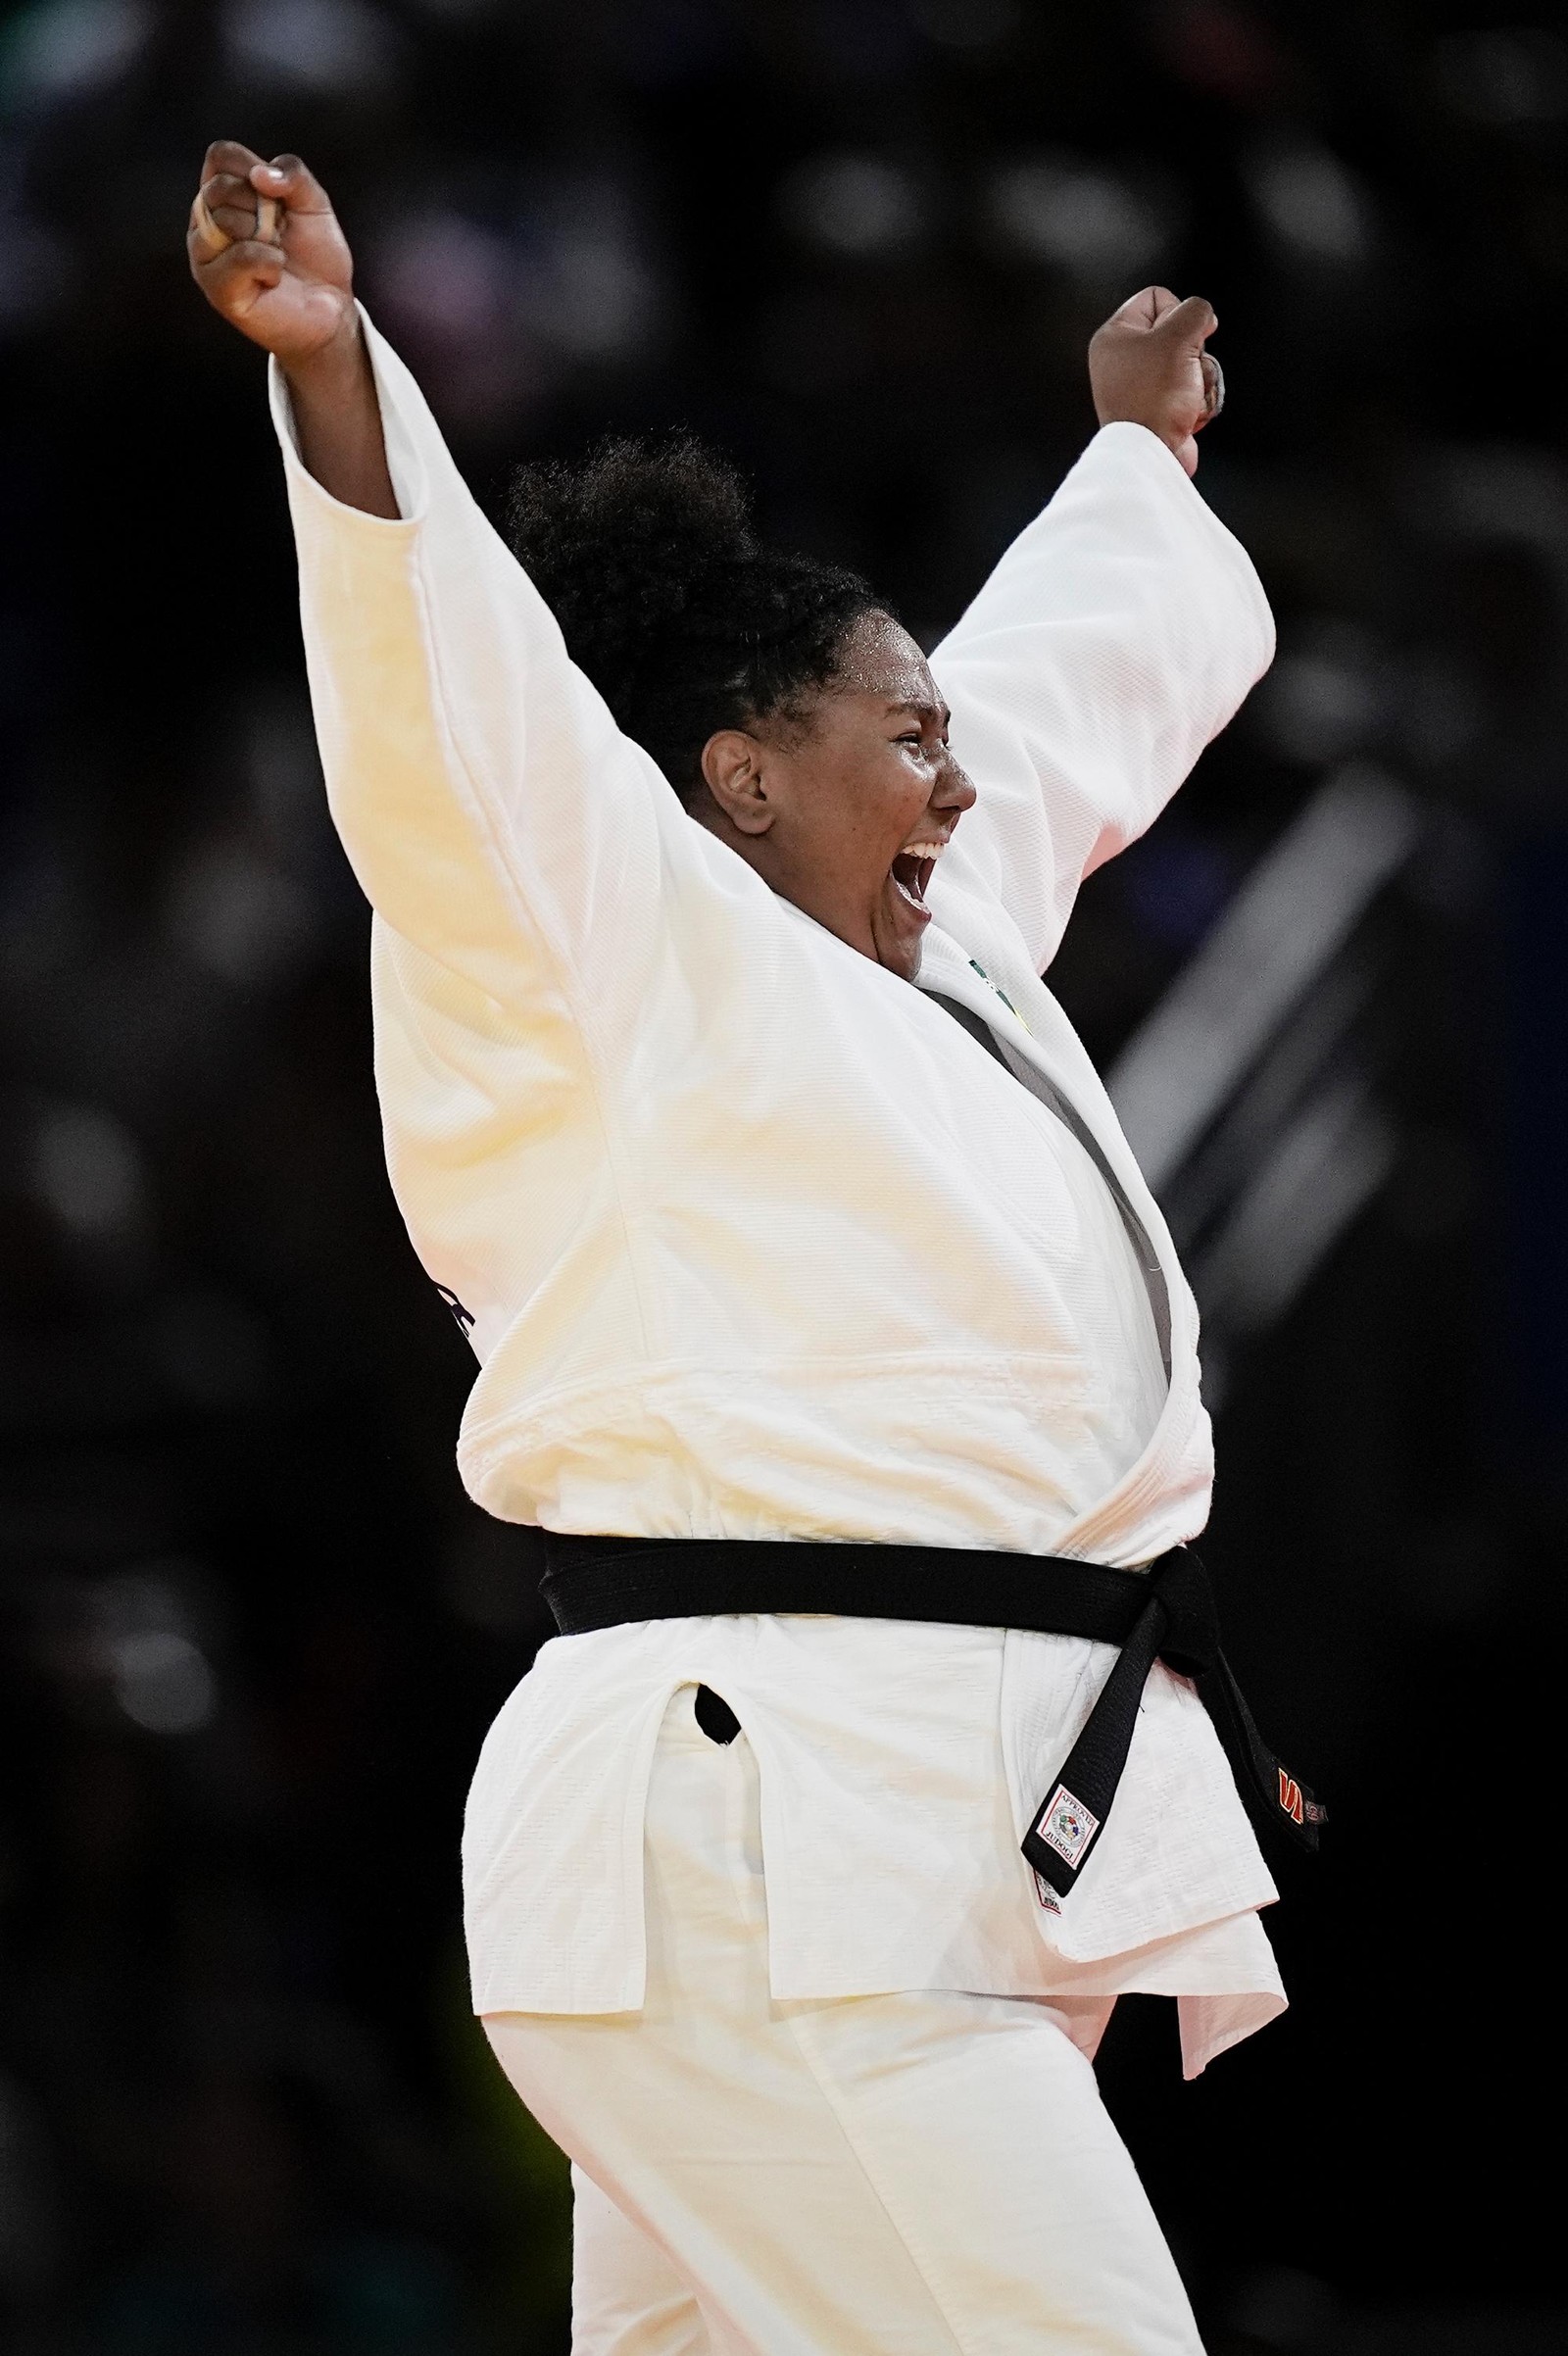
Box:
[1147,1546,1221,1680]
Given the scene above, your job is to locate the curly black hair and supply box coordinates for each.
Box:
[506,432,887,807]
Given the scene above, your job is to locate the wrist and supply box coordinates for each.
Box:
[1099,411,1187,462]
[280,303,364,399]
[1093,397,1165,439]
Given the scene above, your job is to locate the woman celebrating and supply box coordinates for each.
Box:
[190,139,1305,2356]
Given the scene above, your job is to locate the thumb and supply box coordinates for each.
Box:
[1151,292,1217,351]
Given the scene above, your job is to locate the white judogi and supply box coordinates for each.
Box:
[274,317,1282,2349]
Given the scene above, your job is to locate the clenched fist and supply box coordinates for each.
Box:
[187,141,397,518]
[1088,287,1222,477]
[187,141,357,365]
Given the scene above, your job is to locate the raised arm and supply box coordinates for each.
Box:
[930,287,1273,974]
[187,143,669,1026]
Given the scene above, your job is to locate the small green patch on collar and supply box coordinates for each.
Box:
[969,957,1022,1022]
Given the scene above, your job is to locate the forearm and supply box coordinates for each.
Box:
[282,313,399,519]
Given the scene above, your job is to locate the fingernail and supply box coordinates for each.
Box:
[262,164,287,180]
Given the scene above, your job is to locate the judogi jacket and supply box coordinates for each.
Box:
[273,319,1286,2078]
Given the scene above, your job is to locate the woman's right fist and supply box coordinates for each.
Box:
[187,141,356,367]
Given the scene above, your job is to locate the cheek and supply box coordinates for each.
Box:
[845,749,929,850]
[785,721,927,867]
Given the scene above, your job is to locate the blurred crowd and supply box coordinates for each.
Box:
[2,2,1567,2350]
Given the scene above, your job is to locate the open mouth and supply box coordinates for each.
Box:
[890,843,942,914]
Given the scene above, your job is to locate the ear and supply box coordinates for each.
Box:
[699,728,775,837]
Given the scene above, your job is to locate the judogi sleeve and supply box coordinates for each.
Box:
[270,312,666,1031]
[929,422,1275,974]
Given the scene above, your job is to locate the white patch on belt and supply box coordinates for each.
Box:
[1035,1786,1100,1870]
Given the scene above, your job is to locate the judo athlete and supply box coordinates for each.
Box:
[190,139,1322,2356]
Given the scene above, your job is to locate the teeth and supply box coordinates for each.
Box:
[890,840,944,912]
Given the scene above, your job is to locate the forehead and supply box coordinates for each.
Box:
[836,610,937,707]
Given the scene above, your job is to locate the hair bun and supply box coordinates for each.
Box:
[505,429,881,803]
[508,434,759,702]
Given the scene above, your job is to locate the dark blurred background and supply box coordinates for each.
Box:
[2,2,1565,2350]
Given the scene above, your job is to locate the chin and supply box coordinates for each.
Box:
[869,883,930,982]
[875,933,924,983]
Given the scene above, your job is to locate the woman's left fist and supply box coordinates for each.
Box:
[1088,286,1222,477]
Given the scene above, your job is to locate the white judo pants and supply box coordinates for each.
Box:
[483,1684,1204,2356]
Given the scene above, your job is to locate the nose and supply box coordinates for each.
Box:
[936,749,977,813]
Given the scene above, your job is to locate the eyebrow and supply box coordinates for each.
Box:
[884,698,951,725]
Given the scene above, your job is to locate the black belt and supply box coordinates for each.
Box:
[540,1534,1324,1899]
